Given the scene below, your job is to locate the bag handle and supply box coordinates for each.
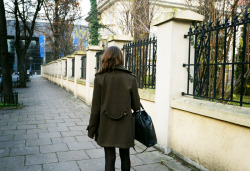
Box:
[133,146,148,154]
[140,103,145,110]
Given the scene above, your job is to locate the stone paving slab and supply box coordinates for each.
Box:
[43,161,80,171]
[57,150,90,161]
[14,133,38,140]
[85,148,105,159]
[0,156,25,168]
[6,165,43,171]
[67,141,96,150]
[40,143,69,153]
[133,163,171,171]
[51,136,78,144]
[0,148,10,157]
[0,140,25,149]
[0,135,13,142]
[77,158,105,171]
[26,153,58,165]
[26,138,52,146]
[10,146,40,156]
[0,76,193,171]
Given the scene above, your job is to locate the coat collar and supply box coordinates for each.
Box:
[114,66,132,73]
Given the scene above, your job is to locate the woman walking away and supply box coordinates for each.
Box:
[87,46,140,171]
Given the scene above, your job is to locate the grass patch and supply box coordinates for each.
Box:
[138,88,155,102]
[194,94,250,108]
[227,94,250,108]
[0,103,22,110]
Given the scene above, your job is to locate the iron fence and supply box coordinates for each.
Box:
[123,37,157,89]
[0,91,18,107]
[65,61,67,77]
[72,58,75,77]
[81,55,86,79]
[183,8,250,106]
[96,50,104,72]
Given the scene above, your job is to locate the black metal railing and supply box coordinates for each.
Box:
[96,50,104,72]
[0,92,18,107]
[72,58,75,77]
[81,55,86,79]
[183,8,250,107]
[123,37,157,89]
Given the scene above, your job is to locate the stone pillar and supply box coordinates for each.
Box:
[107,35,133,50]
[58,59,63,87]
[61,57,67,88]
[86,46,103,104]
[74,51,87,97]
[54,61,57,83]
[66,55,75,92]
[56,59,61,85]
[153,10,203,149]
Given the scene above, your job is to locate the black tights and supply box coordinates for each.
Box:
[104,147,130,171]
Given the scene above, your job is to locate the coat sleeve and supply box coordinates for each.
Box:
[131,77,140,111]
[87,76,101,138]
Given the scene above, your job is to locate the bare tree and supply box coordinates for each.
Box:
[75,28,88,51]
[43,0,81,61]
[105,0,156,41]
[10,0,44,87]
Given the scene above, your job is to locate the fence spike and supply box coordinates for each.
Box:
[225,14,229,25]
[233,13,238,24]
[243,7,249,22]
[216,20,220,28]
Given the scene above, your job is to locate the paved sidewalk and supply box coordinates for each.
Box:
[0,76,192,171]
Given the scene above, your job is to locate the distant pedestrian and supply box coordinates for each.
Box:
[87,46,140,171]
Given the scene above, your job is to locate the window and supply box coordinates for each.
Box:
[7,39,15,54]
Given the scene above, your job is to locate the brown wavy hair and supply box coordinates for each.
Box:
[98,46,124,74]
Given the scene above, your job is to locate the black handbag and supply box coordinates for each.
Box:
[132,103,157,151]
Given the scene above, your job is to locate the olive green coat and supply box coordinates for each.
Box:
[87,66,140,148]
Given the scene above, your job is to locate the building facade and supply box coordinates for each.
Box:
[96,0,198,40]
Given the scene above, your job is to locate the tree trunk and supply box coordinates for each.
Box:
[54,0,60,59]
[18,52,26,87]
[14,0,43,87]
[0,0,13,94]
[132,0,150,41]
[14,0,26,87]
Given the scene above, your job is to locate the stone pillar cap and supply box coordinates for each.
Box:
[61,57,67,60]
[86,45,103,51]
[74,51,87,55]
[66,55,75,58]
[153,10,204,26]
[107,35,133,42]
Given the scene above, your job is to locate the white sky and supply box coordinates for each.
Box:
[79,0,91,25]
[4,0,91,26]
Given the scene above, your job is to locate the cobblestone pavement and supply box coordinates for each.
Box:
[0,76,192,171]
